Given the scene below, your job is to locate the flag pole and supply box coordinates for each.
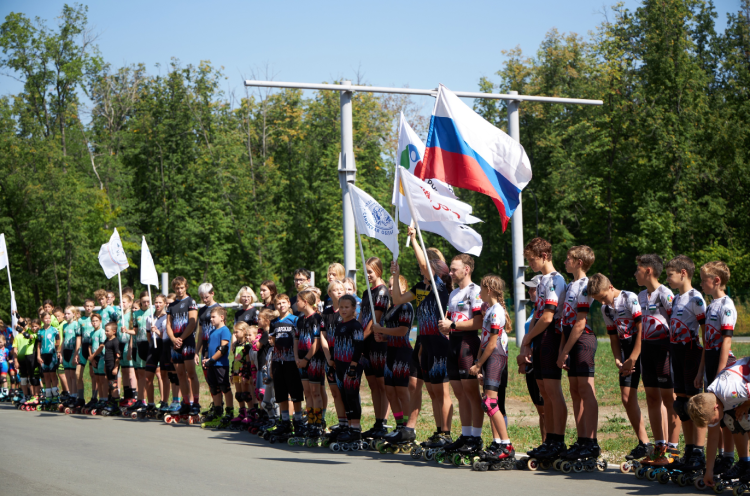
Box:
[399,167,445,318]
[345,184,378,324]
[117,271,124,332]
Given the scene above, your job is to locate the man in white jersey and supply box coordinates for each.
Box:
[438,254,483,454]
[519,238,568,459]
[589,273,651,460]
[688,357,750,487]
[635,253,680,461]
[666,255,708,471]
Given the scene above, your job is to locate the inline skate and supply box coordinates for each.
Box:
[229,407,247,431]
[379,426,418,456]
[620,441,652,474]
[473,442,516,471]
[557,442,606,473]
[330,427,367,452]
[516,440,567,471]
[200,404,223,428]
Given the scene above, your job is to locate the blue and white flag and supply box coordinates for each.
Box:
[349,184,399,259]
[98,228,129,279]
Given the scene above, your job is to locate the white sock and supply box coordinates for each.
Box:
[51,386,59,396]
[461,426,471,436]
[45,388,51,396]
[724,451,735,458]
[472,427,483,437]
[656,440,666,446]
[494,438,502,444]
[501,439,510,444]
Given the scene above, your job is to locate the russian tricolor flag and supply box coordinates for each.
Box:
[415,85,533,231]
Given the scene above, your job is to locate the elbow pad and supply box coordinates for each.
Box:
[217,344,229,357]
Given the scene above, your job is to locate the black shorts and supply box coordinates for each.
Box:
[105,364,117,381]
[641,338,673,389]
[362,337,387,378]
[618,337,641,389]
[533,324,562,380]
[137,341,150,362]
[525,367,544,406]
[670,341,702,396]
[705,349,737,386]
[497,366,508,416]
[18,355,34,378]
[145,340,171,374]
[566,331,597,378]
[457,333,480,380]
[206,366,231,395]
[272,360,304,403]
[62,349,74,369]
[325,362,337,386]
[170,333,196,364]
[299,355,325,385]
[385,346,412,388]
[409,337,423,380]
[425,334,454,384]
[481,348,507,392]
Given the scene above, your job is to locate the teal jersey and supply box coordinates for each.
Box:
[39,326,59,354]
[99,305,119,326]
[118,310,133,343]
[90,328,106,357]
[134,308,152,342]
[62,320,81,350]
[79,316,94,345]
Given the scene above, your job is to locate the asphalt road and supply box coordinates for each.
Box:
[1,403,698,496]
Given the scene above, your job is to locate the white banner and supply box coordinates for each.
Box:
[140,236,159,287]
[348,184,399,259]
[398,168,480,225]
[0,233,8,270]
[98,228,129,279]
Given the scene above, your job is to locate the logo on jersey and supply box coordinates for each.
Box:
[667,295,674,303]
[726,310,732,317]
[631,299,638,306]
[696,299,704,306]
[582,289,588,296]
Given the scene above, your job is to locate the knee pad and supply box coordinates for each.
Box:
[674,397,690,422]
[19,377,28,386]
[242,391,252,402]
[723,410,750,435]
[235,392,243,403]
[108,380,118,393]
[482,395,500,418]
[168,372,179,385]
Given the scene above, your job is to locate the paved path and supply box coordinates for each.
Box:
[0,404,698,496]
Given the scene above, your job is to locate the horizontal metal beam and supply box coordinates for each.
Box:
[243,80,603,106]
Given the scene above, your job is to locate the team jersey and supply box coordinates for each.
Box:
[207,325,231,367]
[90,328,106,357]
[79,316,94,344]
[146,314,168,343]
[382,302,414,348]
[707,356,750,411]
[0,347,8,365]
[13,332,35,358]
[99,305,118,325]
[198,303,220,358]
[561,277,593,333]
[669,289,706,345]
[133,308,153,342]
[271,314,298,362]
[447,282,482,335]
[638,285,673,340]
[412,278,450,337]
[359,284,390,331]
[118,310,133,348]
[166,296,198,338]
[38,326,59,354]
[295,313,324,360]
[321,306,341,349]
[0,326,13,350]
[704,296,737,351]
[534,271,567,330]
[62,320,80,350]
[480,302,507,355]
[234,306,258,327]
[333,318,365,363]
[601,290,643,340]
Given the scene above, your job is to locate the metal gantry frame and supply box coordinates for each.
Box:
[244,79,603,345]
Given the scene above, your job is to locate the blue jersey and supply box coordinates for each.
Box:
[207,325,232,367]
[0,347,8,364]
[38,326,59,354]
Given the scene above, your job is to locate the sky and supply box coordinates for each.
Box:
[0,0,741,107]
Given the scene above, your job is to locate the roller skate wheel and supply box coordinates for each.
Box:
[553,459,563,471]
[434,452,444,464]
[451,453,462,466]
[131,412,138,419]
[733,485,746,496]
[620,462,632,474]
[658,472,670,484]
[306,438,315,448]
[528,458,539,471]
[596,458,607,472]
[425,450,435,461]
[695,479,707,491]
[573,461,584,473]
[91,410,98,416]
[410,448,421,460]
[64,408,72,415]
[330,443,340,452]
[560,461,572,474]
[676,474,687,487]
[322,439,330,448]
[342,443,351,451]
[163,415,171,423]
[713,483,724,494]
[540,460,552,470]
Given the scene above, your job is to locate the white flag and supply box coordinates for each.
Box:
[0,233,8,270]
[398,205,483,256]
[348,184,399,259]
[98,228,129,279]
[392,113,458,204]
[398,168,480,225]
[140,236,159,286]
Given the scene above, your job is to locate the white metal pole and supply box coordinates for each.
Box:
[345,185,378,323]
[340,82,357,280]
[117,272,125,333]
[508,91,526,346]
[161,272,168,296]
[398,168,445,318]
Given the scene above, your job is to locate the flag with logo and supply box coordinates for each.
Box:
[98,228,129,279]
[348,184,399,259]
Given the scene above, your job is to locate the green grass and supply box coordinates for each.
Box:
[61,342,750,462]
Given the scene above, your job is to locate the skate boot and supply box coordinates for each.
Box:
[435,434,468,464]
[731,464,750,496]
[715,460,750,493]
[267,420,293,444]
[676,448,706,489]
[452,436,484,466]
[200,405,223,427]
[156,401,170,420]
[216,408,234,430]
[475,442,516,471]
[715,456,736,476]
[125,400,145,418]
[335,427,365,451]
[288,418,308,446]
[560,442,605,473]
[523,440,566,471]
[381,426,417,455]
[230,407,247,431]
[103,400,122,417]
